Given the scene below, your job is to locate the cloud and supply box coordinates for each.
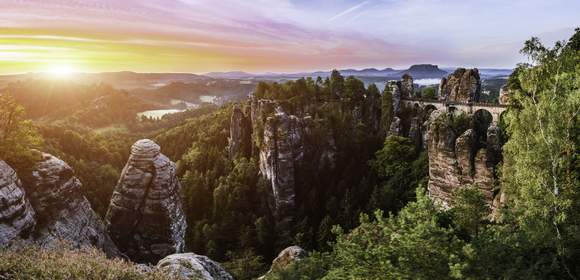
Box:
[328,1,369,22]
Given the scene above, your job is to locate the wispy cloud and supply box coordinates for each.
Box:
[0,0,578,73]
[328,1,369,22]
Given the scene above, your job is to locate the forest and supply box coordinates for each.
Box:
[0,30,578,280]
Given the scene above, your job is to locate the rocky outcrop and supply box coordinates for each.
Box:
[400,73,414,98]
[270,245,307,271]
[106,139,186,263]
[157,253,233,280]
[388,81,402,116]
[438,68,481,103]
[0,154,120,257]
[499,85,510,105]
[25,153,120,257]
[228,105,252,158]
[0,161,35,246]
[389,117,402,136]
[426,112,497,208]
[259,246,308,279]
[260,109,303,228]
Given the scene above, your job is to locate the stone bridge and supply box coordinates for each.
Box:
[401,97,508,123]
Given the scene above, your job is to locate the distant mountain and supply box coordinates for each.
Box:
[203,65,447,81]
[394,64,448,79]
[204,71,255,79]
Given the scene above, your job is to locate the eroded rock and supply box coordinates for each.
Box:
[426,113,497,208]
[228,105,252,159]
[260,110,303,229]
[439,68,481,103]
[259,246,308,279]
[106,139,186,263]
[24,153,120,257]
[157,253,233,280]
[0,161,35,246]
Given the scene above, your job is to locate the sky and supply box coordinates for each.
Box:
[0,0,578,74]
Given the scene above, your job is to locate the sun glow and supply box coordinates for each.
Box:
[46,65,77,79]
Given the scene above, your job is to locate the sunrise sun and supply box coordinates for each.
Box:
[46,65,77,79]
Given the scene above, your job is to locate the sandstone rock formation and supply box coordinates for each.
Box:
[106,139,186,263]
[259,109,303,228]
[228,105,252,159]
[157,253,233,280]
[25,153,120,257]
[499,85,510,105]
[0,154,121,257]
[426,112,497,208]
[388,81,402,116]
[400,73,414,98]
[270,245,308,271]
[438,68,481,103]
[0,161,35,246]
[259,246,308,279]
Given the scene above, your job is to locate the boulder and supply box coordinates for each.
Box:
[106,139,186,263]
[157,253,233,280]
[24,153,120,257]
[259,246,308,279]
[0,161,35,246]
[270,245,307,271]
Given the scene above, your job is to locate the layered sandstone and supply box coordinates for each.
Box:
[439,68,481,103]
[26,153,120,257]
[0,161,35,246]
[228,105,252,158]
[106,139,186,263]
[426,112,498,208]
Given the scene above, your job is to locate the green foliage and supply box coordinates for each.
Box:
[502,28,580,275]
[327,189,472,279]
[266,252,331,280]
[420,86,437,99]
[0,243,170,280]
[223,250,267,280]
[0,92,43,170]
[368,136,428,212]
[451,186,490,238]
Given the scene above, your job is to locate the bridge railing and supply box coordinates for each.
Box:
[401,97,507,108]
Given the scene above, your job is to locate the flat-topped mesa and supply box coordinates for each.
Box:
[106,139,186,264]
[0,161,36,246]
[438,68,481,103]
[25,153,120,257]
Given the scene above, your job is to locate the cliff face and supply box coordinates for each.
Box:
[228,105,252,158]
[106,139,186,263]
[259,108,304,230]
[0,161,36,246]
[439,68,481,103]
[26,153,120,257]
[426,112,497,208]
[0,154,120,257]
